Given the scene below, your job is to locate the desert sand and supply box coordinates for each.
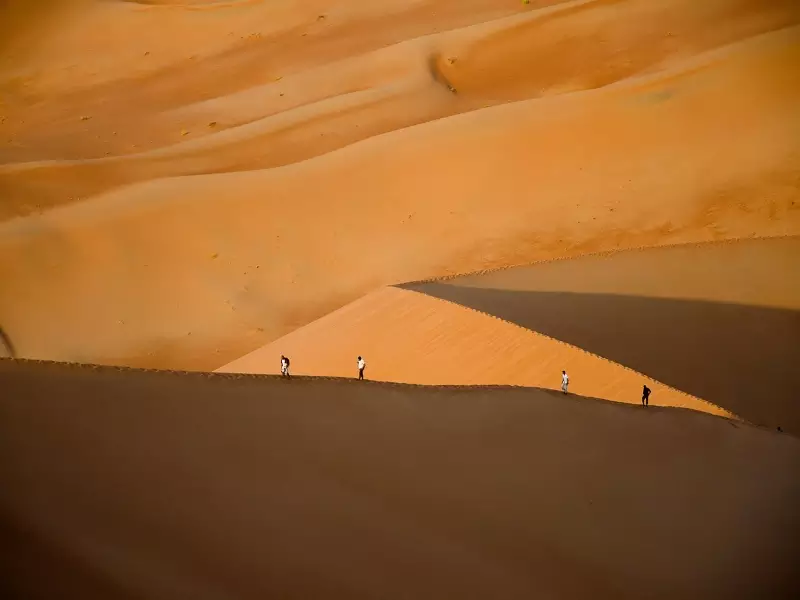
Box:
[1,1,799,596]
[1,0,799,370]
[2,359,800,599]
[218,285,730,417]
[219,237,800,431]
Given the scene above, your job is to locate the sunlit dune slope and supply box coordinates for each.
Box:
[0,0,531,168]
[2,359,799,599]
[1,23,798,370]
[217,285,729,418]
[401,237,800,432]
[220,237,799,429]
[3,0,798,214]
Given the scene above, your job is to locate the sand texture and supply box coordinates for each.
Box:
[2,359,800,599]
[221,237,800,432]
[1,0,799,369]
[1,2,799,596]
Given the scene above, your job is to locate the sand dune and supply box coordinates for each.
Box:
[2,0,798,213]
[219,237,799,428]
[1,0,529,164]
[2,1,799,593]
[218,285,730,419]
[398,237,800,432]
[2,359,799,599]
[1,12,799,369]
[435,236,800,309]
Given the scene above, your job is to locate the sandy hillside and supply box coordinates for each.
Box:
[1,0,798,370]
[218,285,729,418]
[2,359,799,599]
[219,237,799,429]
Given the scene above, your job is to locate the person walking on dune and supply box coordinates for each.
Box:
[280,355,291,379]
[561,370,569,394]
[357,356,366,380]
[642,384,651,407]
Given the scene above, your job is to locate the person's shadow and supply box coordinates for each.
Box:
[0,327,16,358]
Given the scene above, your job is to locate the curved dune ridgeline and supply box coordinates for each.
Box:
[2,360,800,599]
[217,285,731,419]
[2,3,799,597]
[1,1,799,369]
[220,237,800,432]
[400,237,800,433]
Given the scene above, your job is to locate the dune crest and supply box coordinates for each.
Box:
[218,285,731,418]
[219,237,800,428]
[2,360,799,599]
[1,2,799,596]
[2,19,799,369]
[1,0,798,373]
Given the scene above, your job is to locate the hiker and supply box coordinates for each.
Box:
[280,355,291,379]
[357,355,366,380]
[561,370,569,394]
[642,384,651,407]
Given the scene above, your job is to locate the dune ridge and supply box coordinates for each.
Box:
[3,2,799,214]
[2,359,799,599]
[2,13,799,369]
[218,285,732,418]
[1,2,799,595]
[220,237,799,429]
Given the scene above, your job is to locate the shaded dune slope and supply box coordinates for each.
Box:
[223,237,799,430]
[2,359,799,599]
[405,286,799,434]
[1,22,799,370]
[401,237,800,434]
[218,286,728,419]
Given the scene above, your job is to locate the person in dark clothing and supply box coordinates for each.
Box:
[642,384,651,407]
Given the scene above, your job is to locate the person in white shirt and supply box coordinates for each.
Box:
[357,356,366,380]
[280,355,290,379]
[561,370,569,394]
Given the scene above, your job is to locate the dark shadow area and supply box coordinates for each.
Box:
[1,358,798,600]
[0,519,137,600]
[400,282,800,435]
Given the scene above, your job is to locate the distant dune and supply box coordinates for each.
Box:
[1,1,799,369]
[2,359,799,599]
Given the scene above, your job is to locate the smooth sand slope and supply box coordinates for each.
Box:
[432,236,800,309]
[404,236,800,433]
[1,1,799,370]
[218,285,728,419]
[2,359,799,599]
[220,237,799,430]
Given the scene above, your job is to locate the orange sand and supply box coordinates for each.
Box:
[219,237,800,423]
[2,3,800,595]
[1,1,799,369]
[219,284,731,417]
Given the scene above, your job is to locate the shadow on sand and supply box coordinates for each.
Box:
[399,283,800,435]
[1,358,798,600]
